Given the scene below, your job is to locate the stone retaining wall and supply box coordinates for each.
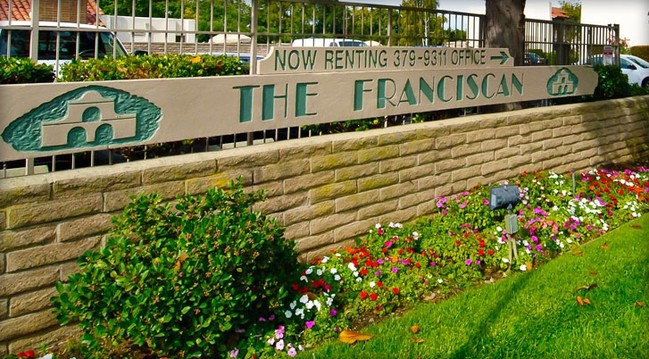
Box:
[1,96,648,355]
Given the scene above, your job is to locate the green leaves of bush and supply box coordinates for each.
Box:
[0,57,54,84]
[59,53,248,82]
[52,181,300,358]
[591,64,649,100]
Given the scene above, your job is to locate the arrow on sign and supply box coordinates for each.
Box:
[490,51,510,65]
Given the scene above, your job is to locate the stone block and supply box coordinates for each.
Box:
[185,170,253,195]
[379,207,417,226]
[254,159,310,183]
[507,134,531,147]
[452,165,482,182]
[418,149,451,165]
[8,325,81,355]
[335,190,380,212]
[296,232,334,253]
[399,139,435,156]
[311,152,358,172]
[279,142,331,161]
[7,195,102,229]
[103,181,184,213]
[309,212,356,235]
[492,125,520,139]
[508,155,532,169]
[332,135,378,152]
[335,163,379,182]
[53,170,141,199]
[358,173,399,192]
[358,145,400,164]
[0,226,56,252]
[285,171,335,194]
[284,202,335,227]
[357,200,398,220]
[380,182,418,201]
[531,150,552,164]
[378,130,417,146]
[309,181,357,204]
[481,138,507,152]
[466,128,496,143]
[333,218,377,243]
[253,193,306,216]
[466,152,495,166]
[0,299,6,319]
[252,181,284,198]
[0,309,58,342]
[435,158,466,173]
[435,133,466,149]
[543,137,564,151]
[284,222,310,241]
[399,189,435,209]
[380,155,417,174]
[217,150,279,170]
[519,141,544,155]
[0,176,50,209]
[6,236,101,273]
[399,163,436,182]
[451,143,483,158]
[57,214,113,242]
[0,210,5,231]
[142,158,216,184]
[481,159,510,176]
[417,172,451,191]
[9,287,58,317]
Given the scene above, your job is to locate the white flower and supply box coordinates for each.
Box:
[290,301,296,309]
[437,278,444,283]
[375,223,382,229]
[299,295,309,304]
[314,300,322,311]
[369,281,376,288]
[305,301,314,310]
[347,263,357,272]
[37,355,53,359]
[502,258,510,263]
[330,268,338,274]
[356,277,362,282]
[321,256,330,263]
[285,310,292,318]
[300,275,308,283]
[519,264,527,271]
[316,269,323,276]
[496,226,503,232]
[295,308,305,318]
[305,267,313,275]
[412,231,419,240]
[334,274,341,281]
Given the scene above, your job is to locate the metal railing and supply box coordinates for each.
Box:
[0,0,619,177]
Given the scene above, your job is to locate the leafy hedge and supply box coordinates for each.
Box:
[629,46,649,62]
[0,57,54,84]
[59,54,248,81]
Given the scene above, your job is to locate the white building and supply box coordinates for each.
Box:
[581,0,649,46]
[100,15,197,44]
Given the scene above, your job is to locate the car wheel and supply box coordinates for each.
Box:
[643,78,649,89]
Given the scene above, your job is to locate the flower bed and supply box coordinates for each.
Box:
[14,166,649,359]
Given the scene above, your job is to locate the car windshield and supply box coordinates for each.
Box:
[0,28,127,60]
[626,55,649,69]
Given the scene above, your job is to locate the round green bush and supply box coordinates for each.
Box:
[52,182,300,358]
[0,57,54,84]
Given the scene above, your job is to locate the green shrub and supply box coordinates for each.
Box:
[52,181,300,358]
[590,64,649,100]
[629,46,649,62]
[59,53,248,82]
[0,57,54,84]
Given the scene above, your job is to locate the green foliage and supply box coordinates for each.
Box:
[629,46,649,62]
[58,53,247,82]
[590,64,649,100]
[52,181,300,358]
[0,56,54,84]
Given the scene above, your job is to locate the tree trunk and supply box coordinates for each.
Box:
[482,0,526,113]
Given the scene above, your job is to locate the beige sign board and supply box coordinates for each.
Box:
[0,65,597,162]
[258,47,513,74]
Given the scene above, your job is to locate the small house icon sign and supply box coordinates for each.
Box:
[41,90,137,147]
[547,68,579,96]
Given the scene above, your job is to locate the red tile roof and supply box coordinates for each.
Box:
[552,7,569,19]
[0,0,102,24]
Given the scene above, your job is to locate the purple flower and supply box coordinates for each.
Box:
[536,244,543,251]
[306,321,315,329]
[259,317,267,322]
[377,258,384,265]
[374,270,382,277]
[465,259,472,266]
[230,348,239,358]
[276,339,285,351]
[476,260,481,265]
[275,325,284,339]
[430,261,436,267]
[384,241,393,248]
[287,347,297,357]
[330,308,337,317]
[391,267,398,273]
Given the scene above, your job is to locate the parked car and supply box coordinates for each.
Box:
[0,21,134,74]
[291,37,368,47]
[524,52,547,65]
[583,54,649,88]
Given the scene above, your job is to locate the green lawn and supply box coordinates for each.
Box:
[300,214,649,359]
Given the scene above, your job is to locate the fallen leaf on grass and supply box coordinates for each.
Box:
[526,261,533,271]
[576,296,584,306]
[636,301,644,307]
[599,243,609,250]
[576,283,598,292]
[339,329,374,344]
[572,251,583,256]
[583,298,591,305]
[410,325,420,334]
[631,224,642,229]
[589,271,596,276]
[410,338,425,343]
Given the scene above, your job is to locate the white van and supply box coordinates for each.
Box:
[291,37,368,47]
[0,21,131,72]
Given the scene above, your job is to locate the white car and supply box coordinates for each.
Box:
[0,21,131,74]
[291,37,368,47]
[585,53,649,88]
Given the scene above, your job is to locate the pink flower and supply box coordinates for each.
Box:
[306,321,315,329]
[287,347,297,357]
[465,259,472,266]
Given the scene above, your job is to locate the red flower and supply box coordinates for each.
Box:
[414,262,421,268]
[488,249,495,256]
[359,268,368,276]
[376,305,383,311]
[455,240,462,246]
[377,281,384,288]
[370,292,378,301]
[17,350,35,358]
[478,249,485,256]
[392,287,400,295]
[360,291,368,299]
